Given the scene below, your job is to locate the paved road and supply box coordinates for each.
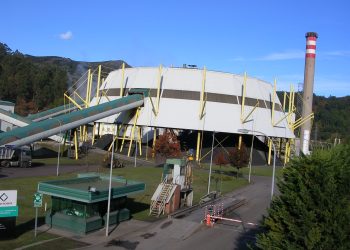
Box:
[4,160,273,249]
[75,175,271,250]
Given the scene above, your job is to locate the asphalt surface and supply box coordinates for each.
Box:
[2,161,272,249]
[74,175,271,250]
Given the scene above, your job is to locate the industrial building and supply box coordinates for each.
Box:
[83,66,296,164]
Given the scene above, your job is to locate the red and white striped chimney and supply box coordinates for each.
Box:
[300,32,318,155]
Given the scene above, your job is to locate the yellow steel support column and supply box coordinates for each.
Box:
[156,65,162,115]
[268,139,272,165]
[271,78,276,125]
[238,135,242,150]
[283,92,287,112]
[120,62,125,97]
[196,131,201,161]
[127,108,141,157]
[128,126,137,157]
[240,72,247,122]
[86,69,91,108]
[199,66,206,119]
[88,72,93,105]
[74,130,78,160]
[284,141,290,165]
[64,93,83,110]
[291,85,295,114]
[138,127,142,156]
[288,84,293,125]
[119,125,128,152]
[96,65,101,99]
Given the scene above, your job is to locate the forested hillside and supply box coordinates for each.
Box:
[0,43,67,114]
[0,42,348,142]
[313,95,350,142]
[0,42,128,115]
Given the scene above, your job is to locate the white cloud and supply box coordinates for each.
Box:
[321,50,350,57]
[229,56,245,62]
[59,31,73,40]
[257,50,305,61]
[229,50,305,62]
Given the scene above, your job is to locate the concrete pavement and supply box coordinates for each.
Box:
[39,175,272,250]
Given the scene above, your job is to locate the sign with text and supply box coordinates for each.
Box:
[0,190,17,207]
[0,206,18,217]
[33,193,42,208]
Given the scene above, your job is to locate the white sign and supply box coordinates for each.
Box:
[302,130,310,155]
[0,190,17,207]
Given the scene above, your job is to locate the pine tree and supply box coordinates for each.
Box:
[256,144,350,249]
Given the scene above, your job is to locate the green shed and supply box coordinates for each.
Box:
[38,173,145,234]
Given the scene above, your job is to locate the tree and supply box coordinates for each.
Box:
[256,144,350,249]
[228,143,249,178]
[214,151,228,167]
[153,130,181,160]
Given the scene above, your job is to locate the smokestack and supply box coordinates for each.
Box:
[300,32,318,155]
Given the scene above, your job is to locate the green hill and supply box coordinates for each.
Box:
[0,42,128,115]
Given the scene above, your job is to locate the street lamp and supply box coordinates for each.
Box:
[50,118,63,176]
[207,131,215,194]
[238,129,276,200]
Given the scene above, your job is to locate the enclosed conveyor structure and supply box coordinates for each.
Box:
[0,108,33,128]
[0,93,144,147]
[27,103,80,122]
[0,108,64,143]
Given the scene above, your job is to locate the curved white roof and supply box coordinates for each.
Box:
[90,67,294,139]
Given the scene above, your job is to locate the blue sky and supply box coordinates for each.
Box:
[1,0,350,97]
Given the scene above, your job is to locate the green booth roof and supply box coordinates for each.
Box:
[38,173,145,203]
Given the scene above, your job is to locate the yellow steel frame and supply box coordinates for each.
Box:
[199,67,206,119]
[287,84,294,125]
[156,65,162,115]
[240,72,258,123]
[268,138,272,165]
[64,93,83,110]
[271,79,276,125]
[119,124,128,152]
[127,107,141,157]
[242,102,259,123]
[86,69,91,108]
[196,131,201,161]
[240,72,247,122]
[238,135,242,150]
[199,136,229,162]
[283,92,287,112]
[138,126,142,156]
[148,94,157,116]
[120,63,125,97]
[292,113,314,130]
[274,108,296,127]
[96,65,102,99]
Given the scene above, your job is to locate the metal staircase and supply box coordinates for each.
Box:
[149,180,175,217]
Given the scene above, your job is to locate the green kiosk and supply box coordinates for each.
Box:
[38,173,145,234]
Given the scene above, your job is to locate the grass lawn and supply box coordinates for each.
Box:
[0,159,248,249]
[0,174,77,250]
[109,166,248,221]
[200,163,285,178]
